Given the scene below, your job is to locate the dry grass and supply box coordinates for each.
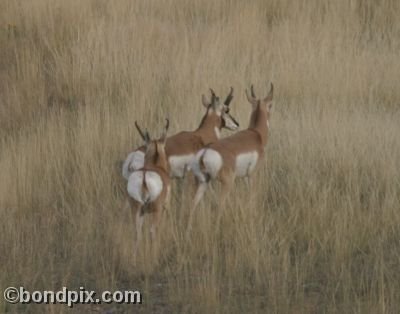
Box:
[1,0,400,313]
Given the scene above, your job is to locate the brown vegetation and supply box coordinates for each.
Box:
[1,0,400,313]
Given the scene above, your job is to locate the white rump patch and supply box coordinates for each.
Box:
[122,150,145,180]
[127,171,163,204]
[127,171,145,204]
[201,149,223,179]
[235,151,259,177]
[191,148,223,182]
[144,171,163,201]
[191,149,207,183]
[168,154,195,178]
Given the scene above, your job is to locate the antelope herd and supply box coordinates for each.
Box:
[123,83,274,253]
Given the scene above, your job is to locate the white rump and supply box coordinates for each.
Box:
[168,154,195,178]
[127,171,163,204]
[235,151,259,177]
[122,151,145,180]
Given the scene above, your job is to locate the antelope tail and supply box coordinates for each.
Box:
[199,149,207,173]
[197,149,211,183]
[141,171,150,205]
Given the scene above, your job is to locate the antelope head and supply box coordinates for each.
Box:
[136,119,170,170]
[202,88,239,131]
[246,83,273,129]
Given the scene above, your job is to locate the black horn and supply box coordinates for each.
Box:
[224,87,234,106]
[164,118,170,131]
[160,118,169,142]
[250,84,256,98]
[135,121,147,141]
[245,84,258,106]
[264,83,274,102]
[209,88,217,103]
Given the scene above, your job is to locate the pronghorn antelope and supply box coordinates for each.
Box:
[126,119,171,254]
[191,83,274,211]
[122,88,239,180]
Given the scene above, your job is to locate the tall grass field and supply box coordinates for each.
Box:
[1,0,400,313]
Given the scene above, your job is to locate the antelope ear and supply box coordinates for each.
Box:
[202,94,210,108]
[212,96,221,112]
[144,131,151,146]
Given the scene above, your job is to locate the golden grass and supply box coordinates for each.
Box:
[1,0,400,312]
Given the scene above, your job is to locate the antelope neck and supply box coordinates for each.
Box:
[248,105,269,146]
[196,112,221,142]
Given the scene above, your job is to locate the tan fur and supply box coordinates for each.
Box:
[133,111,226,168]
[166,112,222,156]
[128,89,238,178]
[192,83,274,212]
[128,122,171,257]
